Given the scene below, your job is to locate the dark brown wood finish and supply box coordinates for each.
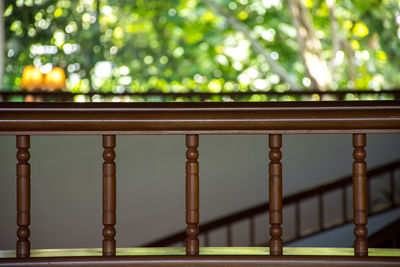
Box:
[102,135,116,256]
[352,133,368,256]
[0,101,399,134]
[185,135,199,256]
[269,134,283,256]
[16,135,30,258]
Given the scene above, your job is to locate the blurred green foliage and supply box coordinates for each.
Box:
[4,0,400,97]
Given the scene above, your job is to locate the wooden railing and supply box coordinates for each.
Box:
[0,89,400,102]
[0,101,400,266]
[143,160,400,247]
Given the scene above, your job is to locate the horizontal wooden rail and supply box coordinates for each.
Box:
[0,101,400,134]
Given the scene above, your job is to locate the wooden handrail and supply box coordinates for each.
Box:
[143,160,400,247]
[0,101,399,134]
[0,101,399,266]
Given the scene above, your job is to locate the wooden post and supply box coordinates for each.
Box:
[102,135,116,256]
[269,134,283,256]
[16,135,30,258]
[185,134,199,256]
[352,133,368,256]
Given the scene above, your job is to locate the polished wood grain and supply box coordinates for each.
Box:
[16,135,30,258]
[0,101,399,134]
[185,135,199,256]
[102,135,116,256]
[352,133,368,256]
[269,134,283,256]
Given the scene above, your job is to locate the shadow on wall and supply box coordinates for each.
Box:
[0,134,399,249]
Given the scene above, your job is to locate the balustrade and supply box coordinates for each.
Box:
[0,101,400,266]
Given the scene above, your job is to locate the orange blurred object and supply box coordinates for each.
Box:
[43,67,66,91]
[20,65,44,91]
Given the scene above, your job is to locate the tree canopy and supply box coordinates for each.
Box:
[3,0,400,101]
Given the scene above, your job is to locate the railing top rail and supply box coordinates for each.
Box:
[0,101,400,135]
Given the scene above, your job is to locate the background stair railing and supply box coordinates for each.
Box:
[143,160,400,247]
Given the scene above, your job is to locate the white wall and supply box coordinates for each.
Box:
[0,134,399,249]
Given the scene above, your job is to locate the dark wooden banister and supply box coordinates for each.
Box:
[1,101,400,134]
[143,160,400,247]
[0,100,399,266]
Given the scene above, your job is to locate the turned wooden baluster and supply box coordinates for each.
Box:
[16,135,31,258]
[102,135,116,256]
[352,133,368,256]
[185,134,199,256]
[269,134,283,256]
